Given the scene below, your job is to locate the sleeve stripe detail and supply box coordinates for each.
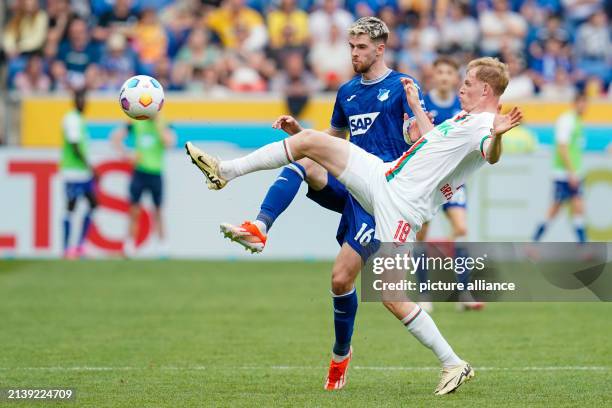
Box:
[480,135,492,159]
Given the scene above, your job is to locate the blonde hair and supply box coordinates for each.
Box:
[466,57,510,96]
[348,16,389,43]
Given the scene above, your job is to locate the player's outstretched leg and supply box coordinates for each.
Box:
[220,162,307,253]
[384,301,474,395]
[185,130,350,188]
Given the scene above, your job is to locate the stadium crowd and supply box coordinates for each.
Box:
[1,0,611,100]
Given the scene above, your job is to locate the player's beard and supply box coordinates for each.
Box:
[352,56,375,74]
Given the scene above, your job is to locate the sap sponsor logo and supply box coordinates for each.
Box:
[349,112,380,136]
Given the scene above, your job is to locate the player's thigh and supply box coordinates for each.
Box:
[299,157,328,191]
[307,173,348,213]
[336,144,385,214]
[445,207,467,237]
[289,129,350,178]
[331,243,364,294]
[374,202,417,244]
[416,222,429,242]
[148,174,163,209]
[336,196,379,260]
[129,172,145,205]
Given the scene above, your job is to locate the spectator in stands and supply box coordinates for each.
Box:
[13,53,51,92]
[479,0,528,57]
[438,1,479,54]
[267,0,309,51]
[44,0,73,59]
[132,9,169,74]
[530,36,572,89]
[56,17,100,89]
[50,59,70,90]
[397,14,438,80]
[540,67,576,100]
[270,51,321,116]
[99,32,135,90]
[206,0,268,52]
[92,0,139,42]
[153,56,173,90]
[2,0,48,58]
[159,0,198,58]
[561,0,603,25]
[378,5,401,53]
[308,24,352,90]
[309,0,353,45]
[176,28,221,70]
[501,54,535,100]
[574,9,611,84]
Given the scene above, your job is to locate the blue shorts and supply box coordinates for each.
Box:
[307,174,379,260]
[442,185,467,211]
[554,180,582,202]
[65,178,95,202]
[129,169,163,207]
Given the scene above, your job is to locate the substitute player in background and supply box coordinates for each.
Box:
[416,56,483,312]
[220,17,424,390]
[186,57,522,395]
[111,118,175,256]
[61,88,97,259]
[533,92,588,243]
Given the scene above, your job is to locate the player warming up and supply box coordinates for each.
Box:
[216,16,425,391]
[61,89,97,259]
[186,57,523,395]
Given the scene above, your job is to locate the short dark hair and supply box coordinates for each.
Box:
[433,56,459,71]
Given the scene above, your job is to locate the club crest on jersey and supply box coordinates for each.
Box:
[377,89,390,101]
[349,112,380,136]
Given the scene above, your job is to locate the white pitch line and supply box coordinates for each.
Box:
[0,366,608,372]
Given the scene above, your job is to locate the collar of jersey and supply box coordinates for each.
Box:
[428,90,458,108]
[360,69,392,85]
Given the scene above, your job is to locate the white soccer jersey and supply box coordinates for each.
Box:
[338,111,494,242]
[384,111,494,228]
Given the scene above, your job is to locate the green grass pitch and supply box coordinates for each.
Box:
[1,260,610,407]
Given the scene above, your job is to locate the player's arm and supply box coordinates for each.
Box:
[156,120,176,148]
[554,114,577,184]
[110,125,131,160]
[272,115,347,138]
[64,114,93,171]
[485,106,523,164]
[401,77,433,142]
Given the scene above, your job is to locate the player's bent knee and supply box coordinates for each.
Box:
[331,270,355,295]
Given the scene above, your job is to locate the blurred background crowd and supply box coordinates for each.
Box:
[1,0,611,99]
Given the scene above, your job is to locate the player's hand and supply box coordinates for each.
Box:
[400,77,421,109]
[492,106,523,137]
[403,113,421,143]
[568,173,579,189]
[272,115,303,135]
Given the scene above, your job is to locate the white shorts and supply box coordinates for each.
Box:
[337,144,417,244]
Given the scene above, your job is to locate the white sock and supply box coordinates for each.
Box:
[332,351,350,363]
[403,307,462,368]
[219,140,292,181]
[253,220,267,234]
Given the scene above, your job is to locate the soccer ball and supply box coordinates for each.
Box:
[119,75,164,120]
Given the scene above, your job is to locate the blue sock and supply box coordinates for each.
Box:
[79,211,93,246]
[573,217,586,243]
[256,163,305,231]
[533,222,547,241]
[63,215,71,251]
[332,288,358,357]
[455,245,471,287]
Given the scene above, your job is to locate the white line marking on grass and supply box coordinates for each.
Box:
[0,366,608,372]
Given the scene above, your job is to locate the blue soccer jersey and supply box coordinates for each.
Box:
[423,91,462,125]
[330,70,424,162]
